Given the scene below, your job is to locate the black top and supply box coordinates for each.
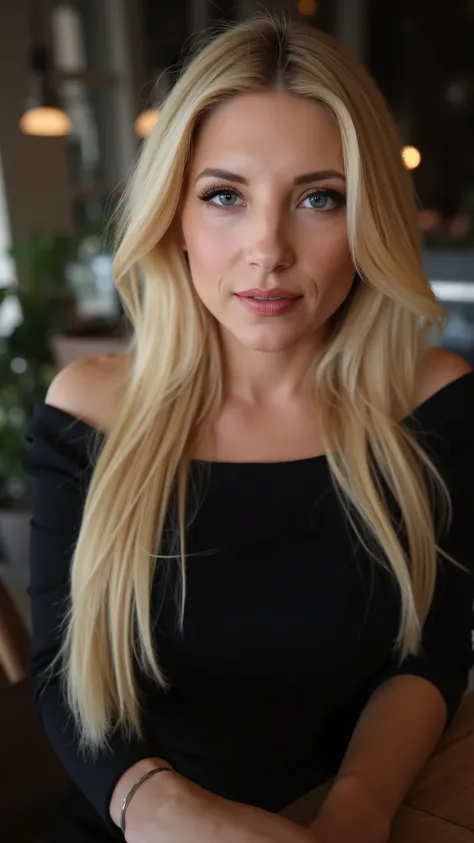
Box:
[24,372,474,840]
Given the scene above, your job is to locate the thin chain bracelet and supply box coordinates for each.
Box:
[120,765,174,835]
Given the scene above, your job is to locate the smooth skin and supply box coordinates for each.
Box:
[47,90,472,843]
[180,91,354,463]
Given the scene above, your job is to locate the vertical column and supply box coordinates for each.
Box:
[188,0,210,45]
[335,0,367,63]
[238,0,256,17]
[237,0,294,19]
[0,0,74,239]
[105,0,138,181]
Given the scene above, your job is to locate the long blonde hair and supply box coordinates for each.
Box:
[61,14,449,752]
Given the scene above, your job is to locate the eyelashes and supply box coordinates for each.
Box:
[197,183,347,210]
[197,185,242,205]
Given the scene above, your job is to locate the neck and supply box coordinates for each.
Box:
[219,326,327,406]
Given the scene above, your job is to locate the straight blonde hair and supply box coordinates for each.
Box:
[60,15,450,752]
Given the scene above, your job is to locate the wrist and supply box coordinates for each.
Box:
[109,757,176,829]
[310,775,390,843]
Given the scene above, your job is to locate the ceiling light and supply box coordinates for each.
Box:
[20,45,71,137]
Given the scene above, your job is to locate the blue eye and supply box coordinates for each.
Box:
[197,184,346,211]
[301,189,346,211]
[198,187,242,207]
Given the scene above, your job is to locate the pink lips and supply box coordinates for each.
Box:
[236,288,301,299]
[235,288,302,318]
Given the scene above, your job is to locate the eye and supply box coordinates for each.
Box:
[300,188,346,211]
[198,186,243,207]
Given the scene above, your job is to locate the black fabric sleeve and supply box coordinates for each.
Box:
[23,406,167,838]
[370,414,474,727]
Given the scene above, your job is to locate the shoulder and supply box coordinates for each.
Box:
[414,347,473,409]
[45,352,131,434]
[407,348,474,463]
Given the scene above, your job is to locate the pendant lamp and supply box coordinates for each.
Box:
[20,0,71,137]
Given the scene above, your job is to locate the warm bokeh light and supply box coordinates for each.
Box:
[401,145,421,170]
[418,208,441,233]
[19,106,71,136]
[135,108,160,138]
[298,0,318,16]
[450,212,470,239]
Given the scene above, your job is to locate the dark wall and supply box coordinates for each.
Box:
[368,0,474,217]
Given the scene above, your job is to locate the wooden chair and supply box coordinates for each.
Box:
[0,579,70,842]
[0,579,30,683]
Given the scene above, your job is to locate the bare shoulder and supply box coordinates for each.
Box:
[46,352,132,433]
[415,347,473,408]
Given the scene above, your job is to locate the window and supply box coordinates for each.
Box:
[0,151,15,287]
[0,151,21,337]
[48,0,138,232]
[368,0,474,252]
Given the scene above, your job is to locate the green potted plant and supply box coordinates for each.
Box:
[0,231,75,568]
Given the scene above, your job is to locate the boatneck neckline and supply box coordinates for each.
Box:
[35,369,474,467]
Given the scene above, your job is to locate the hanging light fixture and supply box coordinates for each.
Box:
[20,0,71,137]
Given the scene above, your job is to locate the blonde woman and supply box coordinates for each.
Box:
[24,14,474,843]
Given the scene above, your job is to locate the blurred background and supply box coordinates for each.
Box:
[1,0,474,596]
[0,3,473,840]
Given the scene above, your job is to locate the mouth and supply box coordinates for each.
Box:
[236,288,302,301]
[234,292,303,318]
[239,295,300,302]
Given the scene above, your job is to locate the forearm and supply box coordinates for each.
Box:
[110,758,321,843]
[310,775,390,843]
[109,756,176,828]
[310,674,447,843]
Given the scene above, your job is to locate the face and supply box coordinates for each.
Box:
[180,91,355,354]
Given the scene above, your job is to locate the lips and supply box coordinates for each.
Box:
[236,290,303,317]
[236,288,301,300]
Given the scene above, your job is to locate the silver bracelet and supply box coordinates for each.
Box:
[120,765,174,835]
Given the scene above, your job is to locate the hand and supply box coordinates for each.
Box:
[124,770,321,843]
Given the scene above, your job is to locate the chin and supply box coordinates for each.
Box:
[233,326,304,353]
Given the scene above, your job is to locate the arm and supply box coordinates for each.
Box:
[310,675,447,843]
[24,401,172,838]
[109,760,323,843]
[312,364,474,843]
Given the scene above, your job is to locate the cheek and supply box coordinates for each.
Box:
[186,235,235,311]
[186,241,226,310]
[309,229,355,310]
[325,246,354,289]
[311,224,352,274]
[183,208,233,277]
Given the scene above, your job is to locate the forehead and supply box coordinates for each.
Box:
[189,91,344,177]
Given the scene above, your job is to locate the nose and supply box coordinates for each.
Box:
[244,211,295,275]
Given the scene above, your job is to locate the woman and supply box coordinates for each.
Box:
[24,14,474,843]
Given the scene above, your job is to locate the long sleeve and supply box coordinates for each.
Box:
[23,404,166,838]
[369,392,474,725]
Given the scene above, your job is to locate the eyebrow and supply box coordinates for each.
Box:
[195,167,346,185]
